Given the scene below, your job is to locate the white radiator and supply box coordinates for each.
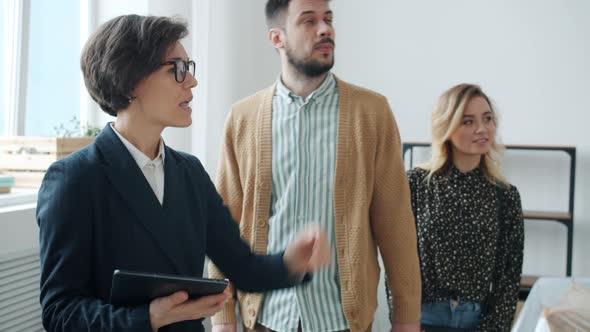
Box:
[0,248,44,332]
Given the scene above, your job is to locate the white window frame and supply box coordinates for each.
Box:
[0,0,95,207]
[2,0,27,135]
[1,0,93,137]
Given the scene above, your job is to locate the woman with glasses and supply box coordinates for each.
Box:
[386,84,524,331]
[37,14,330,332]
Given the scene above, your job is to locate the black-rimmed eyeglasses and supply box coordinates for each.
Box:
[162,59,196,83]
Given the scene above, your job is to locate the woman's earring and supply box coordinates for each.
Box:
[128,96,137,104]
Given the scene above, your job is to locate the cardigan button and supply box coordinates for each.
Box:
[260,181,269,190]
[248,308,256,316]
[257,218,266,227]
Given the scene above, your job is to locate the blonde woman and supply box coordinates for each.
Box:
[387,84,524,331]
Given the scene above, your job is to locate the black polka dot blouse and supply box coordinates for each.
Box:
[387,165,524,332]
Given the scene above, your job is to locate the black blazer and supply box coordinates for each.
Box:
[37,125,295,332]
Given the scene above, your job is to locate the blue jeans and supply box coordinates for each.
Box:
[421,300,482,329]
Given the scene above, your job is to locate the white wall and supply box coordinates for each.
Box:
[192,0,279,175]
[0,204,37,255]
[194,0,590,329]
[193,0,590,274]
[330,0,590,278]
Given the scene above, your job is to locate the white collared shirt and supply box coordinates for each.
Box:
[110,123,165,205]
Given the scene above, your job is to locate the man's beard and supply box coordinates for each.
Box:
[286,45,334,78]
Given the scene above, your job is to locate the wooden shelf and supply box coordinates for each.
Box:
[523,211,572,222]
[501,144,575,151]
[402,141,575,152]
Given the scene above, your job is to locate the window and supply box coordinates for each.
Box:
[0,0,89,137]
[25,0,81,136]
[0,1,6,136]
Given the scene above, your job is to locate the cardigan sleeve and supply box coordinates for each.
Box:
[385,168,424,323]
[369,97,422,323]
[208,111,242,325]
[476,185,524,331]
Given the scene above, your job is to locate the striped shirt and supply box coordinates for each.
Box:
[257,73,349,332]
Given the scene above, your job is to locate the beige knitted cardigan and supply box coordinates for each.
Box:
[209,77,421,331]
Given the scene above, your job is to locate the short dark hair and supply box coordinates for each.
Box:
[81,15,188,116]
[265,0,292,28]
[265,0,331,29]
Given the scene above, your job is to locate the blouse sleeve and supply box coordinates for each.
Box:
[477,185,524,331]
[406,169,422,219]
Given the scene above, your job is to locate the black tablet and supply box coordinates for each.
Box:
[109,269,229,306]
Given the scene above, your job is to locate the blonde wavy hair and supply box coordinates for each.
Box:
[419,83,509,186]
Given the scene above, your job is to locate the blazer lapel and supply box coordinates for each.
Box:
[161,150,200,276]
[94,125,185,274]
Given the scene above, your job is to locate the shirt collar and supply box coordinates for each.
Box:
[449,163,482,179]
[275,72,336,104]
[110,123,165,169]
